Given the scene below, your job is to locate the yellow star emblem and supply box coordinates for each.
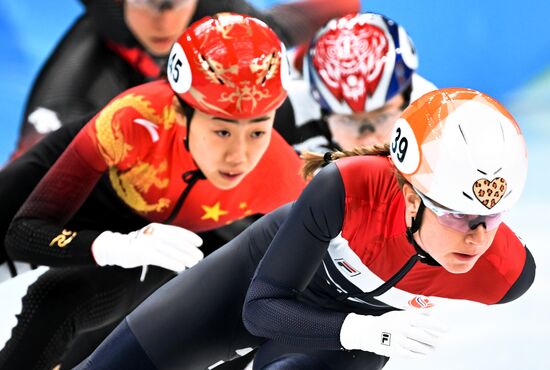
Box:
[201,201,229,222]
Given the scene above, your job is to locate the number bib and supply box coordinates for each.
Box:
[389,118,420,175]
[167,42,192,94]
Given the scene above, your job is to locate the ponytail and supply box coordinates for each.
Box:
[301,144,390,180]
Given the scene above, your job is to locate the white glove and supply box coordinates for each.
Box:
[92,223,204,273]
[340,310,447,359]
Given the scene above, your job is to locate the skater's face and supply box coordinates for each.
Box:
[403,184,498,274]
[124,0,198,56]
[187,109,275,190]
[326,93,405,150]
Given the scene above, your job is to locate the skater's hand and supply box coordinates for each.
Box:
[340,310,447,359]
[92,223,203,272]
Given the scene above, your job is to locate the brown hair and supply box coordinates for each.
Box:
[301,143,408,187]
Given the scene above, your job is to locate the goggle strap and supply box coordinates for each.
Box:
[410,201,425,234]
[407,202,440,266]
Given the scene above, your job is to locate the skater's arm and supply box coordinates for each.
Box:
[243,163,348,350]
[5,130,107,266]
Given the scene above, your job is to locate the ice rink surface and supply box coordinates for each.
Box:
[0,1,548,369]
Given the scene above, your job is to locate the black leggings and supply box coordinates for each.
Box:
[0,231,256,370]
[75,205,388,370]
[254,341,388,370]
[0,265,174,370]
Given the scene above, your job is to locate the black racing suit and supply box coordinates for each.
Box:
[74,160,536,370]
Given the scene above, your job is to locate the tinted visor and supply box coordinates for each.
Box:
[414,188,504,233]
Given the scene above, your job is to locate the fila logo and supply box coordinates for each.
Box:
[335,258,361,277]
[381,332,391,346]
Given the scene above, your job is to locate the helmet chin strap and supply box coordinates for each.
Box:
[176,96,195,151]
[406,202,441,266]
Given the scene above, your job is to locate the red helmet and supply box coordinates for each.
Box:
[167,13,290,119]
[305,13,418,114]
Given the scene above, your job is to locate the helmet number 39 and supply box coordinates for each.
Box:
[390,118,420,175]
[391,127,408,162]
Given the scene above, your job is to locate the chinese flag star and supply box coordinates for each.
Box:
[201,201,229,222]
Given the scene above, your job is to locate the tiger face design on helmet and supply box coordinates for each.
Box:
[305,13,418,114]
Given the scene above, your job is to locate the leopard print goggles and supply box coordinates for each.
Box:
[414,188,504,233]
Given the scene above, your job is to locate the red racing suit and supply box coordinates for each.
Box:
[6,80,306,265]
[243,155,536,349]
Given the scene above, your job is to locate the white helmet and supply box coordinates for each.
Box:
[390,88,527,215]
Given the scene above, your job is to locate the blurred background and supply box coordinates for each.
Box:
[0,1,548,369]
